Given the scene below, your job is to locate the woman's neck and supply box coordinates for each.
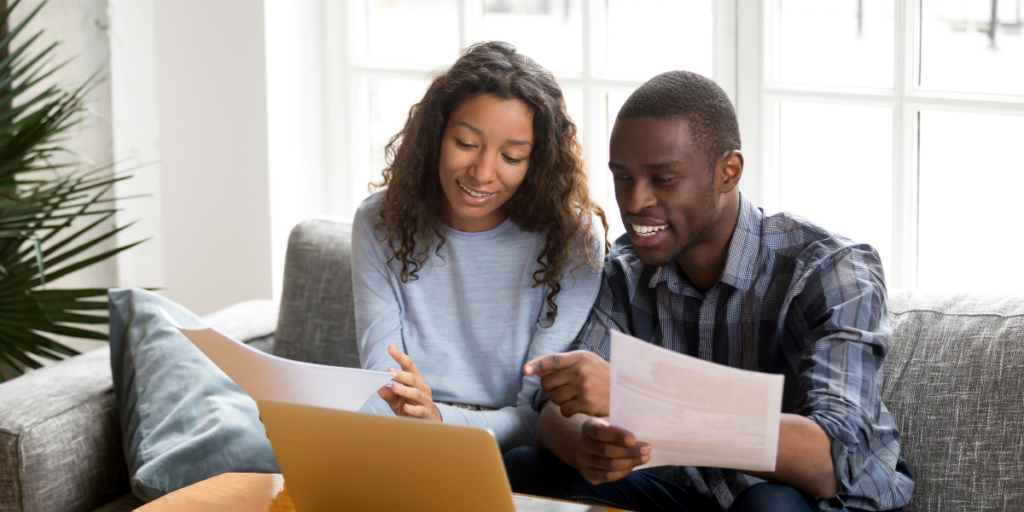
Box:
[440,203,508,233]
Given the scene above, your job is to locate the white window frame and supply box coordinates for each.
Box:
[323,0,738,235]
[736,0,1024,289]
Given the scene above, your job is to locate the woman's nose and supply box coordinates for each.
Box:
[468,151,499,184]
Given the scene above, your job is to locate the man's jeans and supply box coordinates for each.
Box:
[504,446,865,512]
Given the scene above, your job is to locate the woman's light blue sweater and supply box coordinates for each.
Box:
[351,191,603,451]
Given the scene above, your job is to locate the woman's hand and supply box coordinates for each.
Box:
[377,344,443,422]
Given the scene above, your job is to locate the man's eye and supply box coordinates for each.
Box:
[612,174,631,182]
[653,176,675,184]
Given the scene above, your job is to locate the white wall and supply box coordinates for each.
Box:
[108,0,164,293]
[264,0,329,300]
[110,0,274,316]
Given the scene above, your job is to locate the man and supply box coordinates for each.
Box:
[503,71,915,512]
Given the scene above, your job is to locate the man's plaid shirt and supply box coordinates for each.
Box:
[538,194,915,511]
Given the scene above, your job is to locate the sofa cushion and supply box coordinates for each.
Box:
[884,290,1024,511]
[274,219,360,368]
[200,299,278,344]
[108,288,279,502]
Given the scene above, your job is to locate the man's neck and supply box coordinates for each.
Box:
[676,194,741,295]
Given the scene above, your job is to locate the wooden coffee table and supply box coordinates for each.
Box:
[138,473,630,511]
[137,473,292,511]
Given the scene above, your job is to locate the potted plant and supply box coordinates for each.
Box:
[0,0,142,381]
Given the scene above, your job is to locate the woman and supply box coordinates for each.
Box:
[351,41,607,452]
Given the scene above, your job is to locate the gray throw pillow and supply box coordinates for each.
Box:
[108,288,279,501]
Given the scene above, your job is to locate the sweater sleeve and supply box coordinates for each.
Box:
[351,199,404,374]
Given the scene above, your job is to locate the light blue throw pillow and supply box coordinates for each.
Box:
[108,288,279,501]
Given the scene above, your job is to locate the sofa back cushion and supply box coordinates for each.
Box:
[274,219,360,368]
[884,290,1024,511]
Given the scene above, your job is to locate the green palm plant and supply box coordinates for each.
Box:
[0,0,143,381]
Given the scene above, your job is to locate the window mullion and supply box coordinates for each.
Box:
[325,0,352,218]
[459,0,482,51]
[713,0,738,103]
[735,0,765,209]
[582,0,609,223]
[889,0,912,289]
[348,73,371,216]
[582,0,596,78]
[892,105,920,290]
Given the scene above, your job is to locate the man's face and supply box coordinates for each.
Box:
[608,117,719,267]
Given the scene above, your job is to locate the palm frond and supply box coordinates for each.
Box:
[0,0,146,381]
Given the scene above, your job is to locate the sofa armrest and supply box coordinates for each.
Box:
[0,298,279,512]
[0,347,129,512]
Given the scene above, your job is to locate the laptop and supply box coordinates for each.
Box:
[257,399,606,511]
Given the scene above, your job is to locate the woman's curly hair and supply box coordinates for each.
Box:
[373,41,608,325]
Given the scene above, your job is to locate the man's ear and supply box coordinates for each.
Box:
[718,150,743,193]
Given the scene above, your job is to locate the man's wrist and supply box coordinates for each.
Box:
[537,402,589,469]
[569,417,586,467]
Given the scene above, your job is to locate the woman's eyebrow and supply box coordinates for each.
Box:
[455,121,532,147]
[454,121,482,135]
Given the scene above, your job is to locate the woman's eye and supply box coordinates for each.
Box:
[503,155,524,165]
[612,174,631,182]
[456,139,475,148]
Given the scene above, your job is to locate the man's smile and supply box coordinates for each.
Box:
[631,224,669,237]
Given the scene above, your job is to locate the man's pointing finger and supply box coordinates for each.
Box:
[524,352,579,377]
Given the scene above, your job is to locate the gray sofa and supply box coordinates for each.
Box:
[1,218,1022,511]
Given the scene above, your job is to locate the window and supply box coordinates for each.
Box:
[738,0,1024,291]
[325,0,735,240]
[300,0,1021,294]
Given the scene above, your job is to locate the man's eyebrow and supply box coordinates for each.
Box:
[643,159,684,169]
[454,121,532,147]
[641,160,683,171]
[609,160,683,173]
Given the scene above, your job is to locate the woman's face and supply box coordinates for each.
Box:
[438,93,534,233]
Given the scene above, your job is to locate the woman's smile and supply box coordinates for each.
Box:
[456,180,498,202]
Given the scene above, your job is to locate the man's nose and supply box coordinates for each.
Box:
[623,181,656,214]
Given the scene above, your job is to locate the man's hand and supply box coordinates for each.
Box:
[377,344,443,422]
[576,417,649,485]
[524,350,610,417]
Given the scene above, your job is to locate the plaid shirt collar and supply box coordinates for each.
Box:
[647,192,763,296]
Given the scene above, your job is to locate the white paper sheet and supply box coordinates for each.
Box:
[609,331,784,472]
[162,307,394,412]
[512,495,603,511]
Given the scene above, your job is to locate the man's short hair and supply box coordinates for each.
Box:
[617,71,741,168]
